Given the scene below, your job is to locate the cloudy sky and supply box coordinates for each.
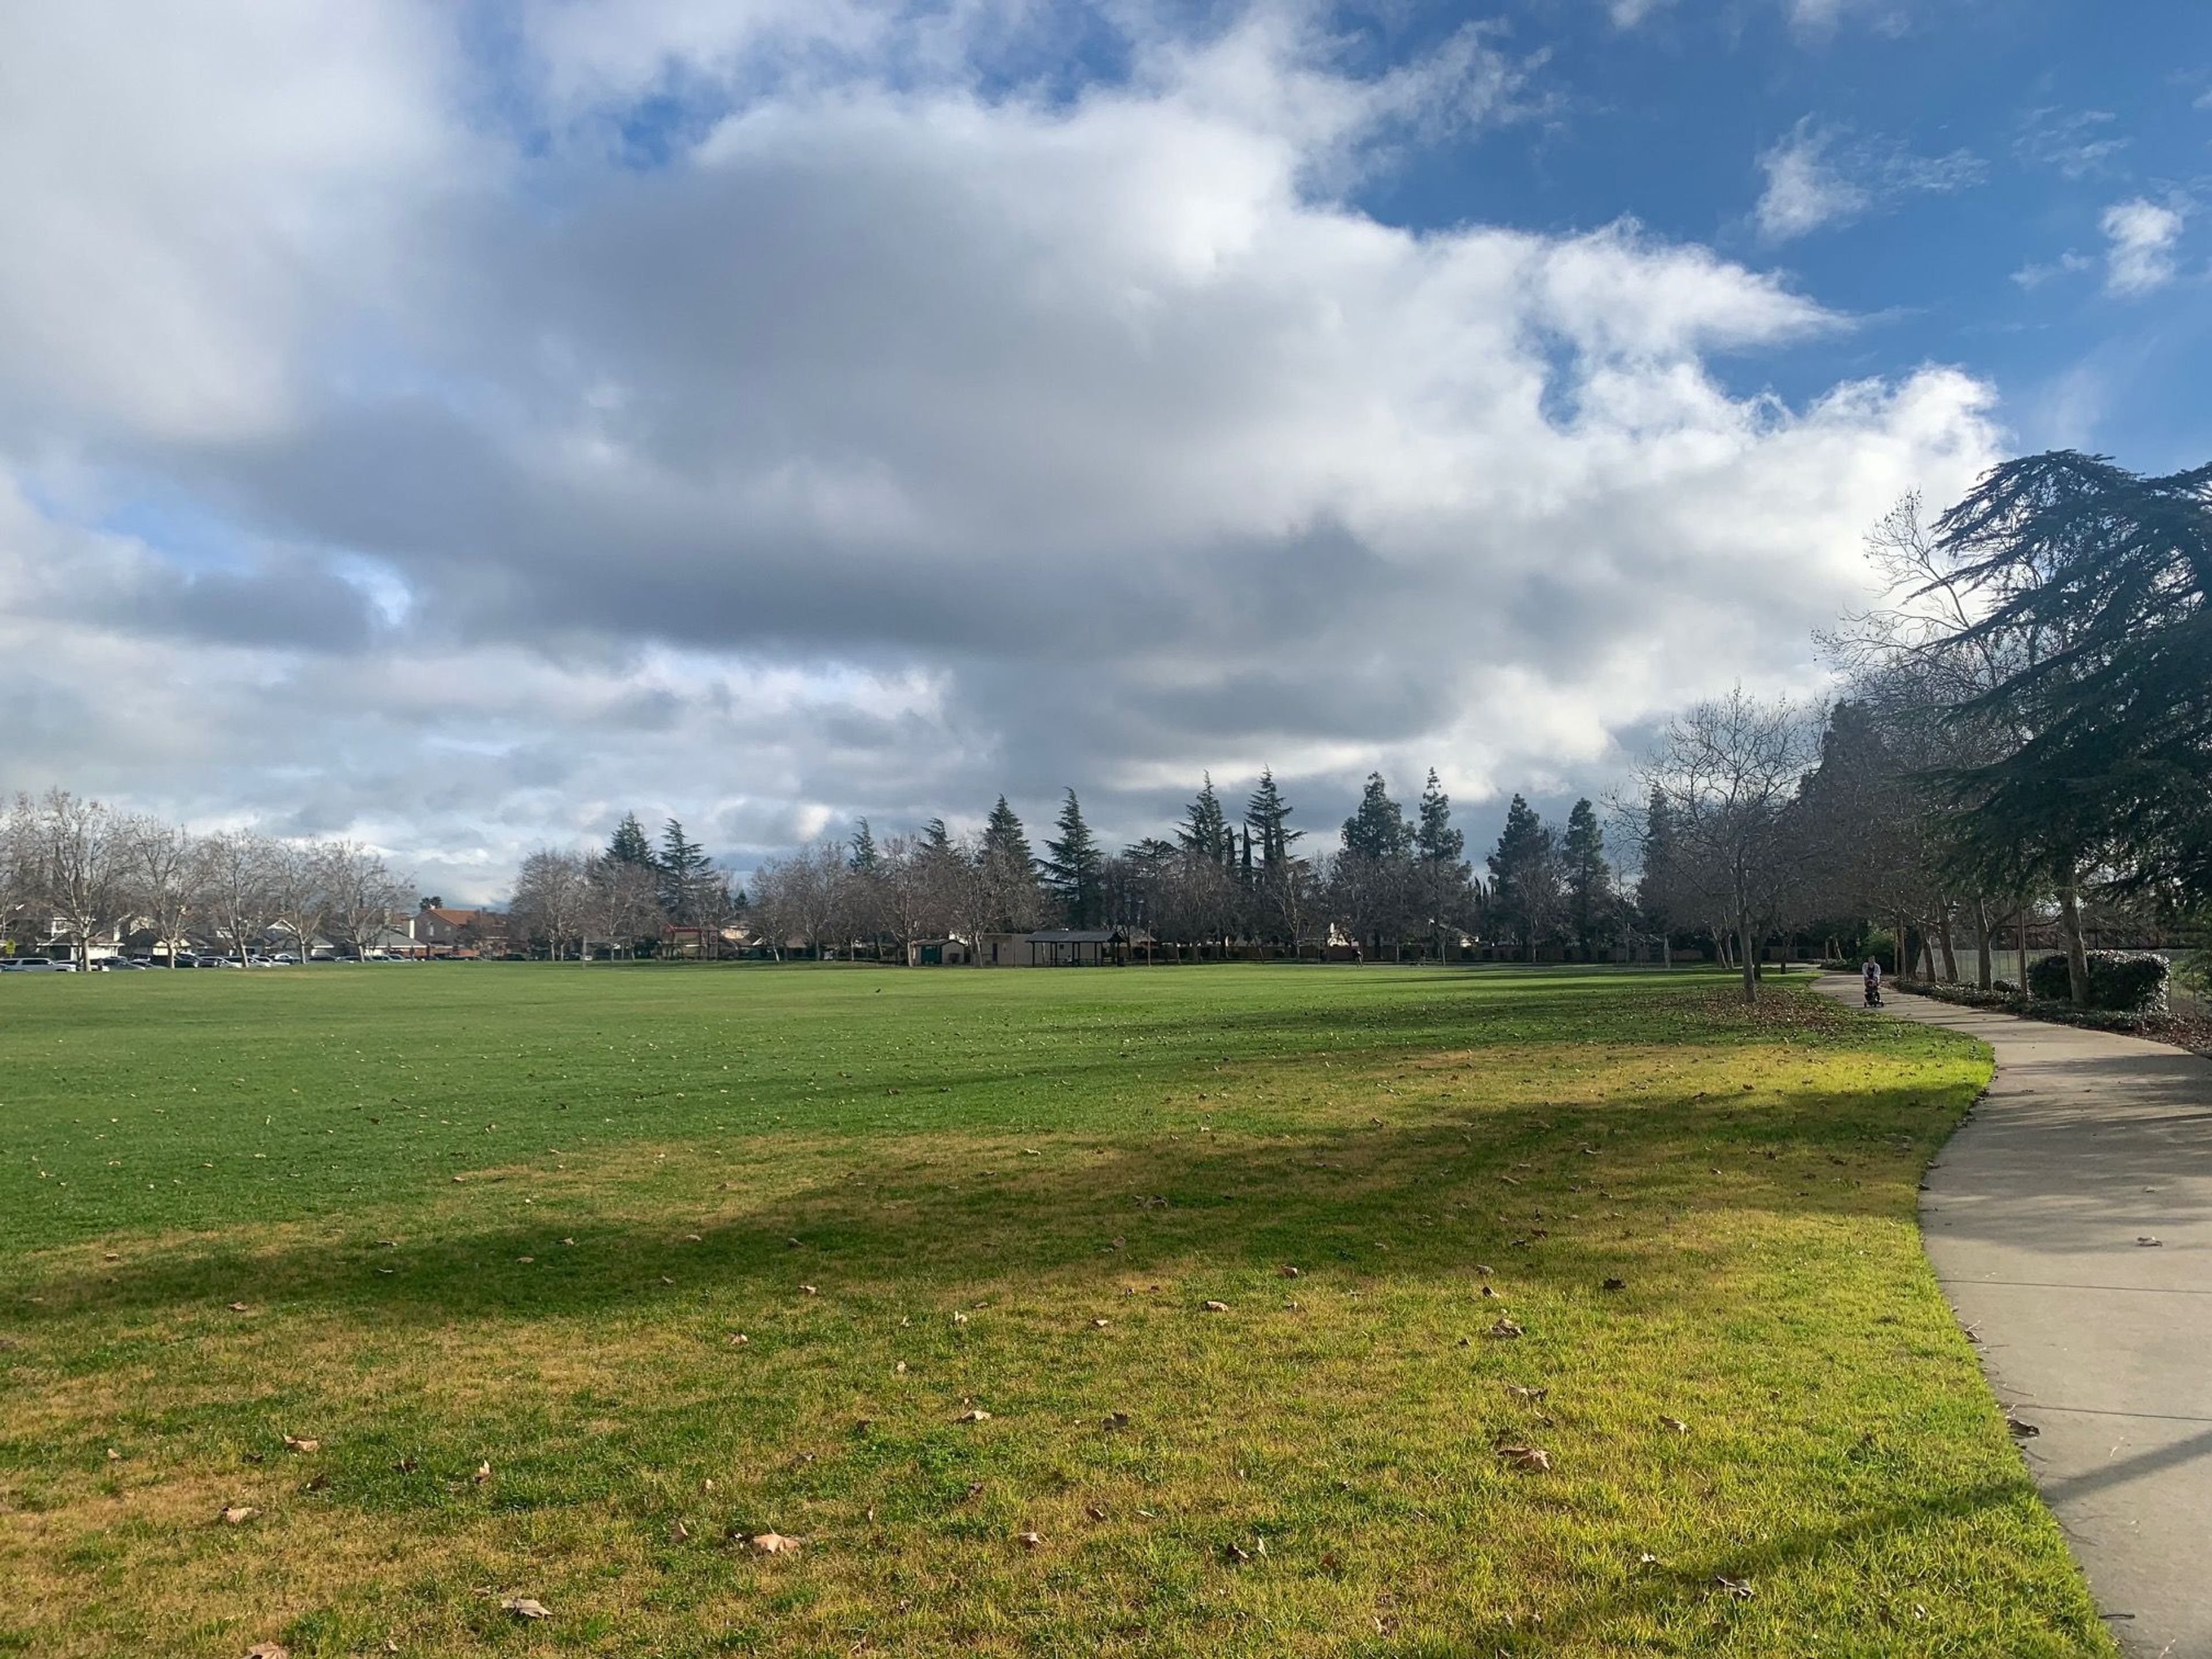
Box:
[1,1,2205,900]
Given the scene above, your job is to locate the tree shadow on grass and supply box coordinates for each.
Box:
[4,1074,1964,1334]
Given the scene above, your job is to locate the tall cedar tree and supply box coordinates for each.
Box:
[608,811,655,867]
[982,796,1036,872]
[658,820,711,921]
[1563,798,1611,946]
[1244,770,1301,866]
[922,817,954,854]
[1934,450,2212,910]
[1042,789,1105,927]
[1487,794,1556,959]
[849,818,880,872]
[1415,770,1464,865]
[1341,772,1410,859]
[1179,774,1234,866]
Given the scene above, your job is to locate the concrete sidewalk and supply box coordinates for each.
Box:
[1815,976,2212,1658]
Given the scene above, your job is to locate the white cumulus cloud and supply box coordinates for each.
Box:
[0,1,2000,895]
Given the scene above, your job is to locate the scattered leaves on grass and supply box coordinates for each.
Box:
[282,1435,319,1453]
[303,1472,330,1492]
[1091,1318,1109,1328]
[728,1333,749,1347]
[1102,1411,1131,1431]
[800,1284,819,1296]
[501,1596,551,1619]
[670,1519,691,1543]
[1505,1385,1547,1402]
[392,1459,418,1474]
[1659,1416,1689,1434]
[1224,1541,1252,1563]
[244,1644,289,1658]
[1601,1277,1627,1291]
[226,1302,250,1313]
[956,1409,991,1423]
[1496,1445,1550,1472]
[1487,1317,1524,1338]
[1016,1530,1044,1550]
[2008,1417,2040,1438]
[1280,1264,1301,1278]
[1085,1505,1108,1522]
[1202,1300,1230,1313]
[218,1505,258,1525]
[747,1531,802,1556]
[1712,1576,1755,1601]
[473,1461,493,1484]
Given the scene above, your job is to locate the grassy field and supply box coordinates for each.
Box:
[0,963,2110,1656]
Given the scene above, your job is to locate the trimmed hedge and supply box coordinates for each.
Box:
[2025,950,2170,1013]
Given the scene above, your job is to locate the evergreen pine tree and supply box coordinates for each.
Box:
[609,810,655,867]
[1415,770,1464,865]
[982,796,1035,872]
[1179,774,1233,866]
[849,817,880,873]
[1244,768,1300,866]
[1487,795,1558,960]
[1340,772,1410,859]
[1041,789,1105,927]
[1562,798,1611,949]
[922,817,954,855]
[657,819,710,921]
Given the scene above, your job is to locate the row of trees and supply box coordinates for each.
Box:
[0,790,414,968]
[721,770,1635,965]
[507,813,740,959]
[1623,449,2210,1006]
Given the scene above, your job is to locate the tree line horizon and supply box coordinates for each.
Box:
[7,449,2206,1004]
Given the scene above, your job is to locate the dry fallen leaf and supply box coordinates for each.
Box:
[670,1519,691,1542]
[245,1644,290,1658]
[282,1435,319,1453]
[951,1311,969,1325]
[501,1596,551,1619]
[2008,1416,2040,1438]
[800,1284,819,1296]
[728,1333,749,1347]
[748,1531,801,1556]
[1711,1576,1754,1601]
[1497,1445,1550,1472]
[392,1458,419,1474]
[226,1302,251,1313]
[1103,1411,1131,1430]
[893,1360,907,1373]
[1487,1317,1524,1339]
[957,1408,992,1423]
[1085,1505,1108,1522]
[2137,1236,2163,1247]
[1224,1541,1252,1563]
[1506,1384,1547,1402]
[1601,1277,1626,1291]
[1280,1265,1301,1278]
[473,1461,493,1484]
[1202,1300,1229,1313]
[219,1505,259,1525]
[1016,1530,1044,1550]
[1659,1416,1688,1434]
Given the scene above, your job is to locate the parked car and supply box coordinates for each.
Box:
[96,958,145,970]
[270,952,300,965]
[5,957,71,971]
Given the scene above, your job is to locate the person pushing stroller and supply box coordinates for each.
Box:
[1861,956,1884,1007]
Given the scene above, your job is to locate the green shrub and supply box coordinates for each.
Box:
[2027,950,2170,1012]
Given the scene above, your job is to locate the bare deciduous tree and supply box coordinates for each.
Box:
[196,830,280,965]
[125,816,198,966]
[1641,687,1817,1005]
[510,848,592,960]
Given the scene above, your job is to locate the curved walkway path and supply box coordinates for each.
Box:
[1815,976,2212,1657]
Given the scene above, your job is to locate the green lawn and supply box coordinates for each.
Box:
[0,963,2110,1656]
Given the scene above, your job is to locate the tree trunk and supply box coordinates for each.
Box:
[1936,899,1959,983]
[1738,910,1756,1005]
[1972,896,1992,991]
[2017,909,2029,994]
[2058,869,2091,1005]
